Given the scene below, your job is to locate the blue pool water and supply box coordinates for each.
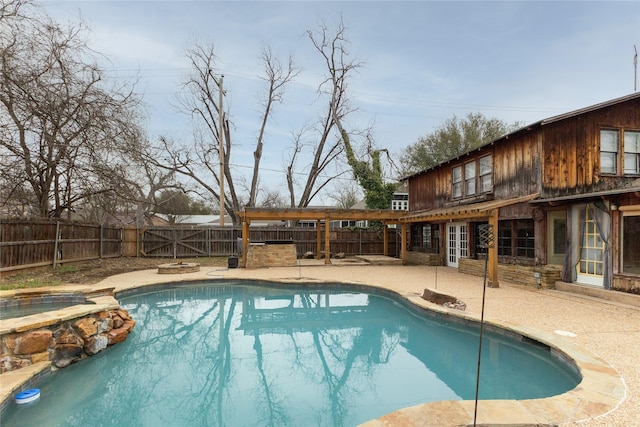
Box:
[0,301,85,320]
[3,281,581,426]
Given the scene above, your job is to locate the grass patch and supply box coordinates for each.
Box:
[1,256,228,291]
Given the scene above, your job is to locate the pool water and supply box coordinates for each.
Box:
[2,281,581,426]
[0,302,82,320]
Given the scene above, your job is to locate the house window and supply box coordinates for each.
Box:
[624,131,640,175]
[422,226,432,249]
[497,219,535,259]
[515,220,535,258]
[465,162,476,195]
[479,155,493,193]
[600,128,640,175]
[452,166,462,198]
[498,221,512,256]
[600,129,618,174]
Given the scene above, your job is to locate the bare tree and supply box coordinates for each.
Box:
[0,4,142,218]
[153,42,298,224]
[308,19,396,210]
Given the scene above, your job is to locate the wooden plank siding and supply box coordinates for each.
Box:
[541,98,640,197]
[408,133,540,212]
[409,95,640,211]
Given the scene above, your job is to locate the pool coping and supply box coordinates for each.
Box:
[0,277,626,426]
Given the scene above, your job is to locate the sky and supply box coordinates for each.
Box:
[42,0,640,204]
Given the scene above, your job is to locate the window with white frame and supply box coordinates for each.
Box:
[600,129,618,174]
[479,155,493,192]
[465,162,476,196]
[452,166,462,198]
[600,128,640,175]
[624,131,640,175]
[452,155,492,199]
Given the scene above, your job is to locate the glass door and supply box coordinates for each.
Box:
[576,206,604,287]
[547,211,566,265]
[447,223,468,268]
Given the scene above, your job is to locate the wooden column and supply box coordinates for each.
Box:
[324,217,331,264]
[241,220,250,268]
[383,224,389,256]
[488,210,499,288]
[401,223,407,264]
[316,221,322,260]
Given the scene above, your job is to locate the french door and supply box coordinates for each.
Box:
[447,223,468,268]
[576,206,604,287]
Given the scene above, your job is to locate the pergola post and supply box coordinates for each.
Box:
[316,221,322,260]
[324,217,331,264]
[401,223,407,264]
[241,220,250,268]
[383,224,389,256]
[488,210,499,288]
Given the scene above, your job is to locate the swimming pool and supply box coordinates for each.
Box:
[2,281,581,426]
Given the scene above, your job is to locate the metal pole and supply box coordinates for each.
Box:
[473,224,495,426]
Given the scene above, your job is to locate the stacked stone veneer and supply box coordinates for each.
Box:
[458,258,562,288]
[1,308,135,373]
[246,243,297,268]
[406,251,443,266]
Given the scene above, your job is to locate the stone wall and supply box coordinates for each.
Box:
[1,309,135,373]
[458,258,562,289]
[613,274,640,294]
[406,251,443,266]
[246,243,297,268]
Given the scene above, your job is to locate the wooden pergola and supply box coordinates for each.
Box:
[400,194,540,287]
[237,193,539,287]
[236,208,406,267]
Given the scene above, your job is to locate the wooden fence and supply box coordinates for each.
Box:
[1,220,122,273]
[130,226,401,258]
[1,220,401,273]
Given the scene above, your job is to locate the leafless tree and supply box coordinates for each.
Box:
[308,18,397,210]
[152,42,298,224]
[0,3,144,218]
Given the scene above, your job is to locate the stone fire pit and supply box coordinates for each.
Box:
[157,262,200,274]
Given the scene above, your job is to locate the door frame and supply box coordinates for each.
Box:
[547,210,567,265]
[447,222,468,268]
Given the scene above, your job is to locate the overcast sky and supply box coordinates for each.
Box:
[43,0,640,202]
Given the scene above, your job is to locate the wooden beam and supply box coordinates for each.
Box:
[316,221,322,260]
[401,223,407,264]
[324,217,331,264]
[241,220,250,268]
[383,225,389,256]
[237,207,404,222]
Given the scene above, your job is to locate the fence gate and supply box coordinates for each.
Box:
[139,227,240,258]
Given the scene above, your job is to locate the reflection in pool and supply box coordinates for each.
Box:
[0,296,90,320]
[2,282,581,427]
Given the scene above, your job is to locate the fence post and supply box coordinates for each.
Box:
[173,228,177,259]
[100,224,104,259]
[52,221,61,268]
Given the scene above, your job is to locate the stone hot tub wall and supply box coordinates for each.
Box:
[0,290,135,373]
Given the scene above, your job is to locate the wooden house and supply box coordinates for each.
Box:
[403,93,640,292]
